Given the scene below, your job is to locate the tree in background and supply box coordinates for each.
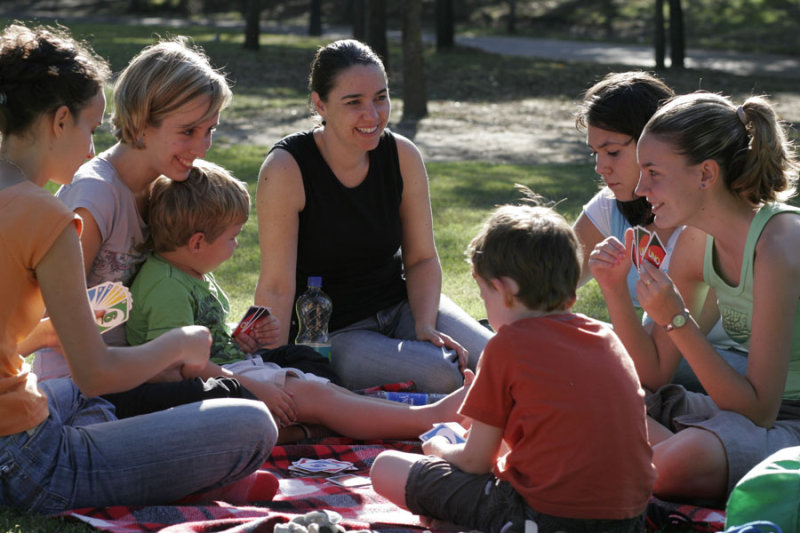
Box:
[309,0,322,36]
[402,0,427,120]
[653,0,685,69]
[669,0,685,69]
[364,0,389,70]
[654,0,665,69]
[243,0,262,50]
[507,0,516,34]
[435,0,455,49]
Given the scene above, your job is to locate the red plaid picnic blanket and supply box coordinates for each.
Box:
[61,437,727,532]
[63,439,432,533]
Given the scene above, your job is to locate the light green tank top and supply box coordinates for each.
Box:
[703,203,800,399]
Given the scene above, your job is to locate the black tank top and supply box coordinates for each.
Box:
[270,129,408,336]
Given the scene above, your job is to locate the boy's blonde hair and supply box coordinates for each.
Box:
[467,194,582,312]
[112,37,231,147]
[148,160,249,252]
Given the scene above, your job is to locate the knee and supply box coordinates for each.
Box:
[241,400,279,452]
[370,451,413,507]
[652,429,728,501]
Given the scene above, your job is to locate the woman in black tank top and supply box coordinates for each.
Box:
[255,39,492,393]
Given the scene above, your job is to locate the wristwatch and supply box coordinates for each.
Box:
[665,309,691,332]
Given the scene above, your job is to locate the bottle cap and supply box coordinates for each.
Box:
[308,276,322,288]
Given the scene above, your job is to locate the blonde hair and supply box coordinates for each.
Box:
[644,91,798,205]
[467,189,582,312]
[148,160,249,252]
[111,37,231,147]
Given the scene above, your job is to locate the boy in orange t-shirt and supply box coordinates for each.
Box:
[370,198,655,532]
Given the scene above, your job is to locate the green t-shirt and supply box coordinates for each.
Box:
[126,252,248,365]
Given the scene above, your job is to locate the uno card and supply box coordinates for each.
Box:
[88,281,132,333]
[232,305,270,337]
[643,232,666,269]
[419,422,467,444]
[327,473,372,488]
[632,226,651,269]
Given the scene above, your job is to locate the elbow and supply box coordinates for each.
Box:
[455,455,494,475]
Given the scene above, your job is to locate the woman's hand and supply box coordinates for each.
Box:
[157,325,213,377]
[587,230,633,291]
[636,261,687,327]
[415,324,468,371]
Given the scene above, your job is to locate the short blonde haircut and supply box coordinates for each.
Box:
[111,37,231,147]
[467,195,582,312]
[148,160,250,253]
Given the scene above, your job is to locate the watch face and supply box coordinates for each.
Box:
[672,313,687,328]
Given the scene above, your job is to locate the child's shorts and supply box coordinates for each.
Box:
[223,358,329,387]
[405,456,644,533]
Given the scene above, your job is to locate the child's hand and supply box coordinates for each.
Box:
[421,434,451,457]
[234,314,281,353]
[245,380,297,427]
[252,313,280,348]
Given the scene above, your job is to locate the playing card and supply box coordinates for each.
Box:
[327,474,372,488]
[88,281,132,333]
[232,305,270,337]
[632,226,652,268]
[419,422,467,444]
[643,232,666,269]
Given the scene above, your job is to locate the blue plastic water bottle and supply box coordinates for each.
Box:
[294,276,333,360]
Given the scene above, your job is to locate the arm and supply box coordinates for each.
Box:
[421,419,503,474]
[37,226,211,397]
[573,211,605,287]
[254,149,304,347]
[74,206,103,278]
[590,226,707,389]
[395,135,467,365]
[657,215,800,426]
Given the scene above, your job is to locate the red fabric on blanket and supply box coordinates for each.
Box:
[62,439,432,533]
[60,437,727,533]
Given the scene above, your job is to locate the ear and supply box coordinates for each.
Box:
[187,232,206,252]
[492,276,520,308]
[311,91,326,120]
[699,158,720,190]
[50,105,71,138]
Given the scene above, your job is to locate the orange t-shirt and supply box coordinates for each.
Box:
[0,181,81,436]
[460,313,655,520]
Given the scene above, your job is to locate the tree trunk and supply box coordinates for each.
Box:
[309,0,323,36]
[669,0,685,69]
[365,0,388,70]
[507,0,516,35]
[435,0,455,49]
[351,0,365,40]
[243,0,262,51]
[402,0,427,120]
[654,0,665,70]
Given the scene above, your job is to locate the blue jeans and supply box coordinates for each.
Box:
[0,378,277,514]
[329,295,493,393]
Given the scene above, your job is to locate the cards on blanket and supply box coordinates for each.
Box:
[289,458,357,475]
[326,473,372,488]
[87,281,132,334]
[631,226,666,270]
[232,305,271,337]
[419,422,467,444]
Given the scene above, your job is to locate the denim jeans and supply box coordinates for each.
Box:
[0,378,277,514]
[329,294,493,392]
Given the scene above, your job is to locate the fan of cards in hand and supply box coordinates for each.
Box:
[87,281,132,333]
[631,226,666,270]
